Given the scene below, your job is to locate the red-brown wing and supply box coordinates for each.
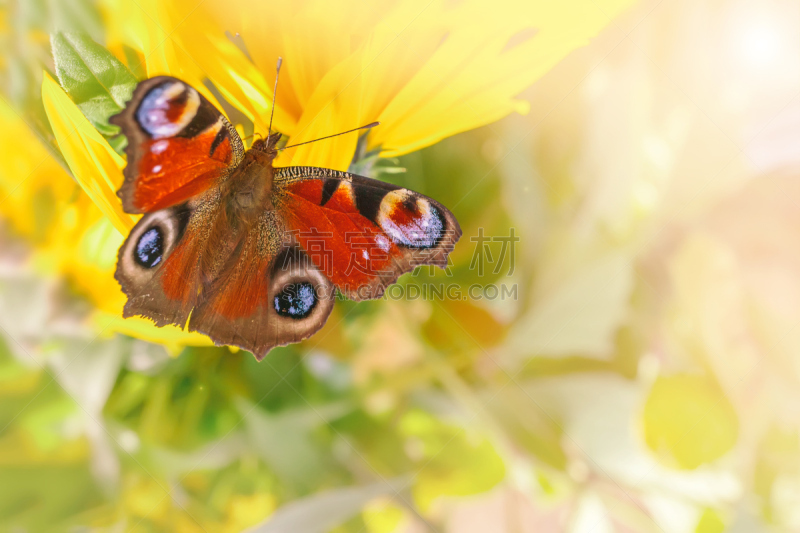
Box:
[114,191,224,328]
[110,76,244,214]
[273,166,462,300]
[115,193,335,359]
[187,212,336,359]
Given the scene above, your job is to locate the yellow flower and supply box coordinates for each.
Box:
[41,0,633,352]
[99,0,635,170]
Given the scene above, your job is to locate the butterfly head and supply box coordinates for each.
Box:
[251,132,282,156]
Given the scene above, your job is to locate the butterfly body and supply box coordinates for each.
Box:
[225,136,278,213]
[111,76,461,359]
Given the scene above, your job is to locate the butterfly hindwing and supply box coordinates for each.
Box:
[116,193,336,358]
[187,218,336,359]
[115,199,209,327]
[110,76,244,213]
[273,166,462,300]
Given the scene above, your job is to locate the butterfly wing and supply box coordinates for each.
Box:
[273,166,462,300]
[113,76,245,329]
[115,187,229,327]
[187,213,336,359]
[110,76,244,213]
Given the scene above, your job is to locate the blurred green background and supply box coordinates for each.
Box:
[2,0,800,531]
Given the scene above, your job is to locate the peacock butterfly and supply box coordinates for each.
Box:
[110,69,461,359]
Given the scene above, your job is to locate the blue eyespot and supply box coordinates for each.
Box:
[274,282,317,319]
[135,227,164,268]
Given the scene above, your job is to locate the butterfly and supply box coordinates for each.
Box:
[110,70,461,359]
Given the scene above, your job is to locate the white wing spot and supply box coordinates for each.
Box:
[151,140,169,154]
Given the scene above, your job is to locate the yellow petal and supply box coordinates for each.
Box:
[100,0,227,112]
[370,0,638,156]
[93,312,215,356]
[41,73,136,234]
[205,0,390,124]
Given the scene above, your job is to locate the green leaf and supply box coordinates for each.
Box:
[51,31,137,138]
[643,374,739,469]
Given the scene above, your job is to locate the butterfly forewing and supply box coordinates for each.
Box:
[273,166,462,300]
[110,76,244,213]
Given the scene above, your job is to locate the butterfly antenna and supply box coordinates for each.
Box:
[279,122,380,151]
[266,57,282,146]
